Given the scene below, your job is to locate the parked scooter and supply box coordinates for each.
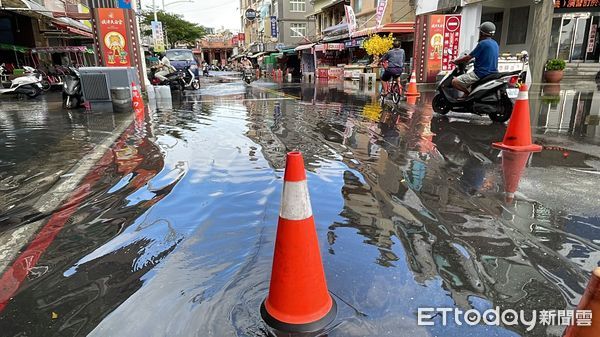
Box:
[243,68,254,84]
[62,67,83,109]
[183,66,200,90]
[432,51,529,123]
[0,64,43,98]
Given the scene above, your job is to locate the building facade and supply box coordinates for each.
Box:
[239,0,315,53]
[0,0,95,68]
[196,32,235,66]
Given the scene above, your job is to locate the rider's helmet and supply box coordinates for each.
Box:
[479,21,496,37]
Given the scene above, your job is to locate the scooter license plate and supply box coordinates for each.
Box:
[506,88,519,98]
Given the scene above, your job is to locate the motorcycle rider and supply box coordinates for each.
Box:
[380,38,405,96]
[451,22,499,96]
[155,51,175,82]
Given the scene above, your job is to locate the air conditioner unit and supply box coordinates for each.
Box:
[79,67,140,112]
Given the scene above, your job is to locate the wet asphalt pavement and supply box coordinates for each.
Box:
[0,74,599,337]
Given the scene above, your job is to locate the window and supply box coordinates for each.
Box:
[480,11,503,44]
[290,23,307,37]
[290,0,306,12]
[506,6,530,45]
[354,0,362,13]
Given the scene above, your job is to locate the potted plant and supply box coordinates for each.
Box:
[544,59,566,83]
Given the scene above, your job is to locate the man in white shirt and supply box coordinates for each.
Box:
[155,52,175,82]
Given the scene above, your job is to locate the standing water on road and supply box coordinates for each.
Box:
[0,81,599,337]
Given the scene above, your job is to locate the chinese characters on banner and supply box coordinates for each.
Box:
[427,15,445,81]
[375,0,388,28]
[96,8,130,66]
[442,15,461,71]
[587,24,597,53]
[555,0,600,8]
[151,21,166,53]
[344,5,357,37]
[270,16,278,38]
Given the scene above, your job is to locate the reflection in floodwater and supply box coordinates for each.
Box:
[537,86,600,142]
[0,82,599,337]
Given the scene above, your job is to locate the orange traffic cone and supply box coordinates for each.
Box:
[493,84,542,152]
[405,71,420,97]
[500,150,532,204]
[563,268,600,337]
[131,82,145,112]
[261,151,336,333]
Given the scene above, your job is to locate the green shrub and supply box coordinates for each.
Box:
[545,59,566,71]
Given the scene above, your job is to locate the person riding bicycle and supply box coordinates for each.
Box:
[380,39,405,96]
[451,21,499,96]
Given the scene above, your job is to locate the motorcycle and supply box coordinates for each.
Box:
[149,66,186,91]
[432,51,528,123]
[202,64,209,77]
[62,67,83,109]
[183,66,200,90]
[0,64,43,98]
[243,68,254,84]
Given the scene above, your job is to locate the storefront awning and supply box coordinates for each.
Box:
[314,43,345,52]
[0,43,31,53]
[323,33,349,42]
[322,22,348,36]
[53,17,93,38]
[0,0,54,19]
[32,46,93,54]
[351,22,415,38]
[249,52,267,58]
[294,43,315,51]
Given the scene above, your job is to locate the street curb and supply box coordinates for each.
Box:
[0,112,135,275]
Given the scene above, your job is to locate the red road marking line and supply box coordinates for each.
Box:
[0,121,136,312]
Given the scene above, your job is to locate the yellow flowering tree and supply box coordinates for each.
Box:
[363,34,394,61]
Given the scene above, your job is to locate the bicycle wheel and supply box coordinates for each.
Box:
[391,83,401,104]
[379,87,386,107]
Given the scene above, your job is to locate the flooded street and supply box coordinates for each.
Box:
[0,78,599,337]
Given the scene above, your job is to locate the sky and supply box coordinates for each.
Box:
[141,0,241,32]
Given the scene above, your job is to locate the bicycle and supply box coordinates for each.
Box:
[379,74,405,107]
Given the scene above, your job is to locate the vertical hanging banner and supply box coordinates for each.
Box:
[270,16,278,38]
[427,15,445,81]
[345,5,357,37]
[96,8,131,66]
[442,15,461,71]
[151,21,166,53]
[375,0,388,28]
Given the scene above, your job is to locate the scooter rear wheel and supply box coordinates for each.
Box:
[488,98,513,123]
[26,86,42,98]
[432,94,451,114]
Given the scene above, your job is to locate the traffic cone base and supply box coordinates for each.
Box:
[492,142,542,152]
[261,298,337,333]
